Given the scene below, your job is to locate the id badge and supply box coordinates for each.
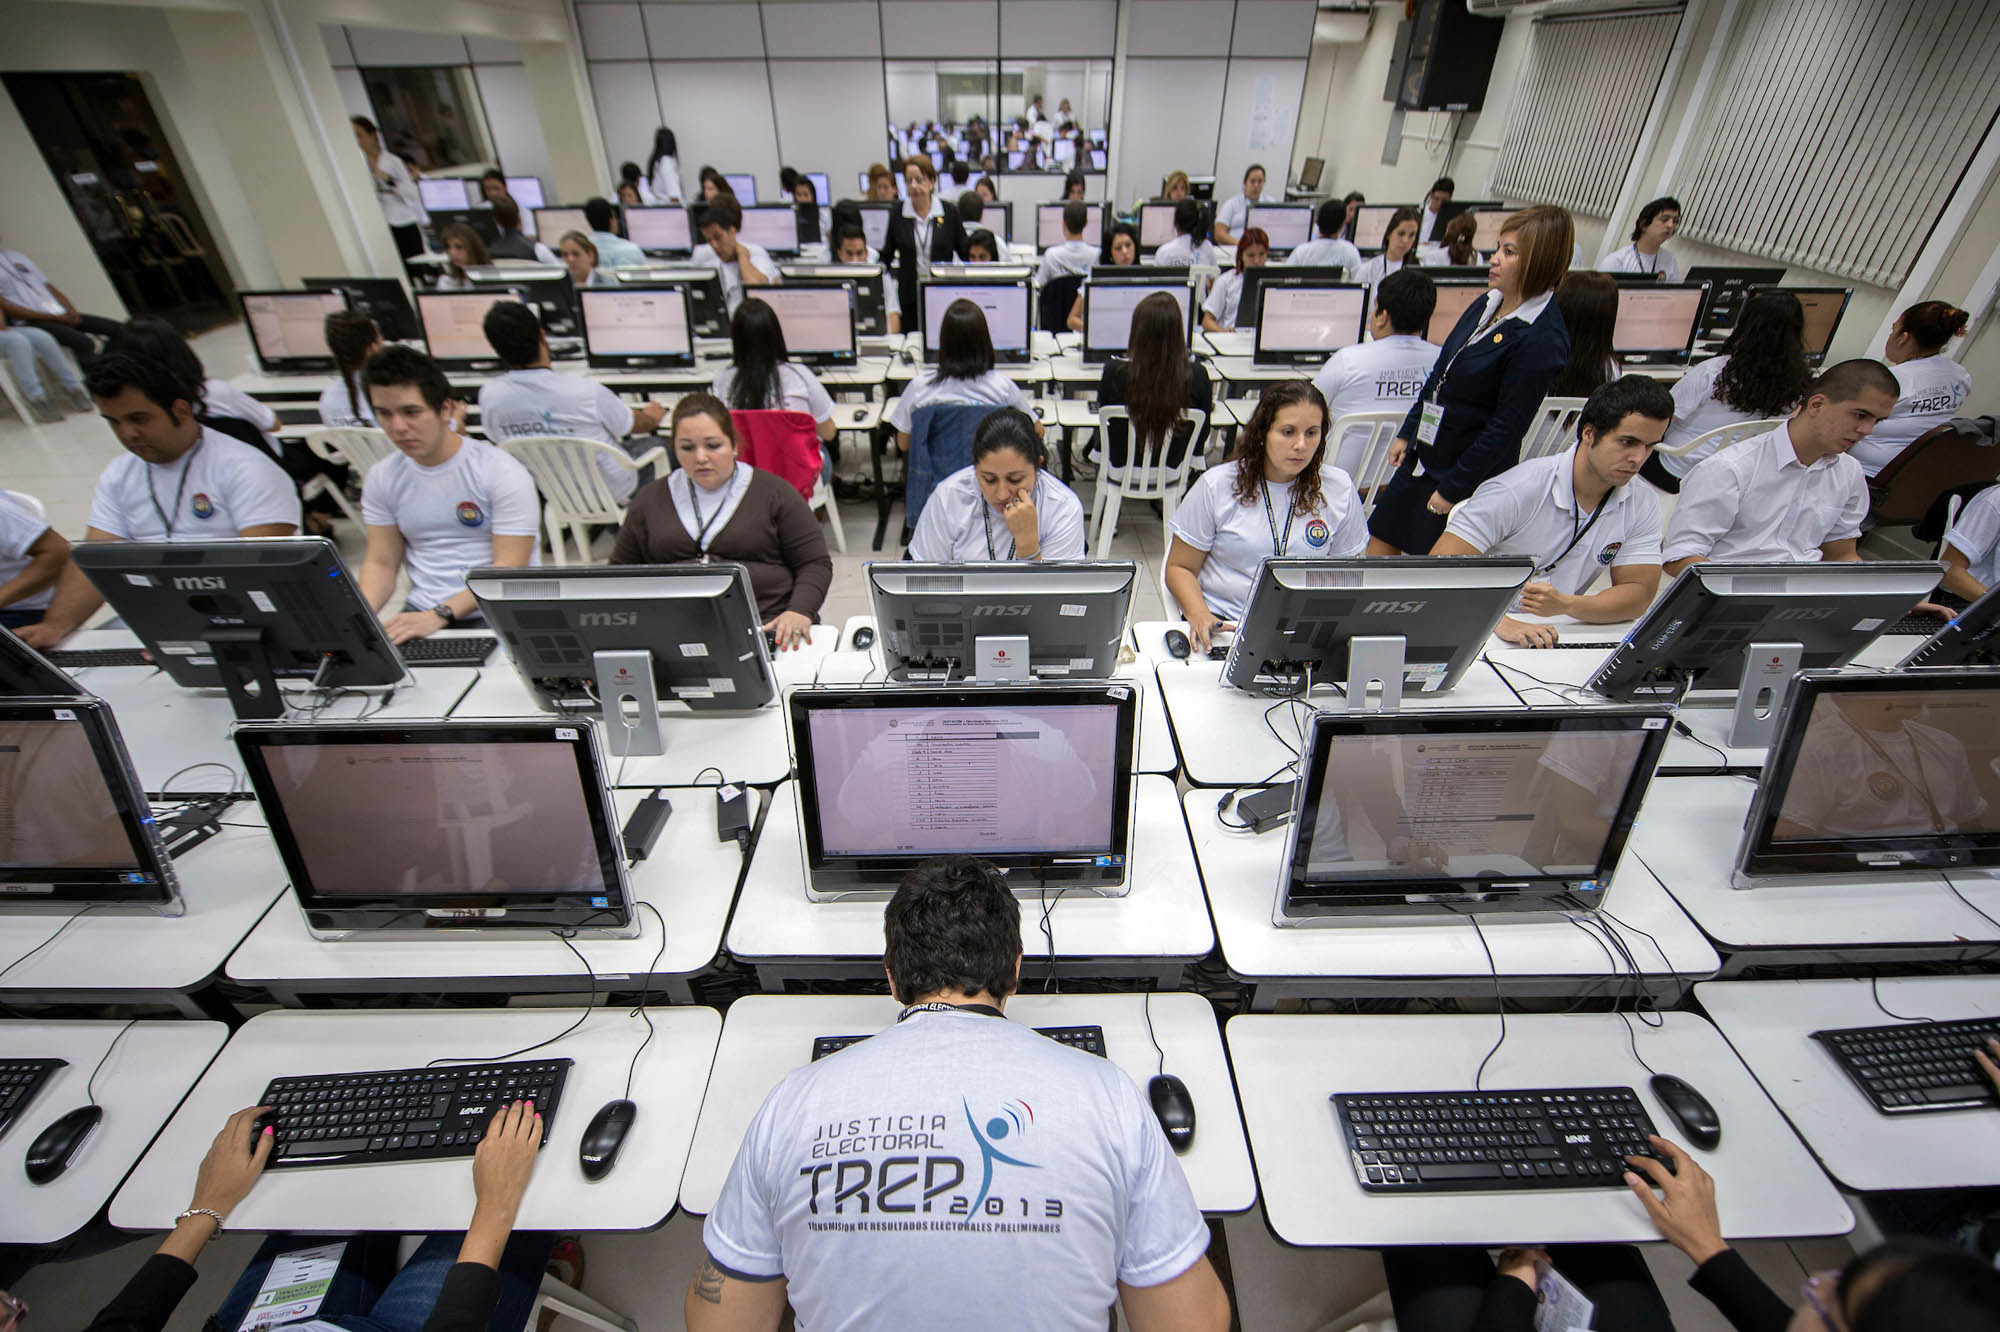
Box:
[1416,401,1442,446]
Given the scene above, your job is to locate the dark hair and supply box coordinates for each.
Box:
[1500,205,1573,300]
[492,197,524,231]
[726,297,790,411]
[883,856,1022,1004]
[1063,168,1086,200]
[1342,190,1366,208]
[648,127,677,180]
[325,310,381,423]
[1173,197,1209,243]
[1578,375,1674,444]
[1380,206,1423,260]
[482,300,544,369]
[1809,358,1900,406]
[1232,380,1328,514]
[1429,176,1455,196]
[1233,227,1270,272]
[937,298,996,381]
[1244,162,1266,183]
[949,160,971,186]
[1374,268,1437,337]
[1899,300,1970,352]
[582,196,615,232]
[1843,1239,2000,1332]
[1123,291,1192,454]
[1061,199,1089,237]
[1714,289,1810,415]
[1439,213,1478,266]
[1315,198,1345,238]
[619,161,643,186]
[971,406,1044,469]
[699,166,732,200]
[957,190,985,224]
[106,318,207,411]
[670,390,735,442]
[85,350,199,417]
[965,229,1000,262]
[350,115,379,136]
[831,222,868,254]
[438,222,490,279]
[1631,195,1681,243]
[362,343,453,413]
[1549,271,1618,398]
[701,194,743,233]
[1103,221,1139,265]
[779,166,800,194]
[480,167,506,189]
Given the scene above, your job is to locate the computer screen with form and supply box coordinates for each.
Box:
[579,286,692,362]
[1428,282,1491,344]
[240,291,347,370]
[922,281,1031,359]
[1084,282,1192,358]
[737,205,800,254]
[758,284,855,363]
[532,207,590,245]
[1613,283,1707,359]
[1248,205,1314,251]
[623,206,693,252]
[416,290,523,363]
[1038,204,1102,249]
[1256,284,1368,362]
[1139,203,1179,248]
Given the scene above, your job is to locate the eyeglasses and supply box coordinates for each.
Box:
[1801,1269,1847,1330]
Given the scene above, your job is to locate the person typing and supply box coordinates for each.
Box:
[691,195,776,317]
[907,407,1084,562]
[1035,201,1099,285]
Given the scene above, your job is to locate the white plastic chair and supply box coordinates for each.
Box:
[528,1271,637,1332]
[1518,395,1588,461]
[298,426,397,530]
[1651,416,1784,467]
[1088,405,1207,559]
[1330,411,1408,520]
[499,435,666,564]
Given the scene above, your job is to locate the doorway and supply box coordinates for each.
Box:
[4,72,234,334]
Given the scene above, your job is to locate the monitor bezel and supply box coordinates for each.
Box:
[1238,265,1353,333]
[303,277,419,342]
[1748,284,1852,362]
[529,206,593,247]
[503,175,546,210]
[577,282,697,370]
[1612,279,1711,363]
[759,280,859,367]
[1898,583,2000,669]
[238,287,349,374]
[777,265,889,338]
[737,203,803,257]
[1137,202,1180,253]
[1035,202,1104,252]
[918,277,1033,363]
[619,204,696,256]
[0,624,84,697]
[1081,275,1195,362]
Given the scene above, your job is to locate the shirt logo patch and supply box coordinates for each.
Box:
[456,500,486,528]
[1304,517,1331,548]
[1597,541,1622,566]
[189,493,215,519]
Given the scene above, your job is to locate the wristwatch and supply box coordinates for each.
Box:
[431,602,457,623]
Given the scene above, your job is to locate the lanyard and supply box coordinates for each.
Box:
[898,1002,1003,1022]
[1427,291,1506,407]
[980,500,1017,561]
[688,470,739,558]
[146,439,203,538]
[1536,468,1611,580]
[1260,480,1297,556]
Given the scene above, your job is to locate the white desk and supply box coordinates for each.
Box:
[1,1020,228,1244]
[1183,790,1718,1005]
[727,777,1214,987]
[679,993,1257,1216]
[1227,1011,1852,1247]
[225,786,758,1004]
[1205,356,1309,386]
[1631,777,2000,968]
[1699,977,2000,1193]
[111,1006,722,1233]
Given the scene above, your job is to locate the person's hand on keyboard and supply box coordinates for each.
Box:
[1495,614,1560,648]
[384,608,448,645]
[463,1099,543,1268]
[1624,1136,1727,1266]
[1975,1037,2000,1100]
[158,1104,275,1261]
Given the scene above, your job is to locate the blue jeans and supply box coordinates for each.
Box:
[210,1231,554,1332]
[0,326,82,398]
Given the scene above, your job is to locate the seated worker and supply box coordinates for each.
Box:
[1312,268,1442,477]
[1213,162,1266,247]
[1642,288,1809,493]
[359,345,539,643]
[830,221,873,267]
[487,197,557,264]
[1065,223,1140,331]
[1419,212,1481,269]
[965,229,1003,263]
[477,301,665,504]
[888,298,1033,454]
[1200,227,1269,333]
[1166,379,1367,653]
[478,167,511,206]
[1662,359,1895,575]
[1928,482,2000,606]
[1355,207,1422,286]
[1599,195,1683,282]
[1037,201,1100,286]
[611,393,831,651]
[582,196,647,268]
[1162,170,1192,202]
[559,231,617,289]
[1417,176,1453,244]
[689,855,1230,1332]
[713,297,838,448]
[20,352,300,646]
[1432,376,1672,647]
[0,233,123,360]
[619,159,659,205]
[0,490,68,631]
[691,194,776,317]
[0,308,90,420]
[1850,300,1974,477]
[1094,290,1213,471]
[82,1101,558,1332]
[1286,198,1363,277]
[1153,199,1216,269]
[908,407,1084,562]
[435,221,491,290]
[319,309,382,428]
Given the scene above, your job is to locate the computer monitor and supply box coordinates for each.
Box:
[1081,277,1194,363]
[805,172,830,205]
[1427,280,1490,344]
[737,204,801,257]
[1138,203,1180,252]
[238,289,348,374]
[1248,203,1314,254]
[791,683,1139,899]
[1188,175,1215,201]
[1237,265,1352,333]
[853,202,893,254]
[1253,281,1368,366]
[0,697,184,915]
[920,278,1032,363]
[1297,155,1325,191]
[1586,562,1943,703]
[470,276,578,341]
[1088,148,1107,171]
[1274,706,1672,922]
[1037,203,1102,250]
[1753,285,1851,363]
[419,177,473,210]
[415,289,524,371]
[1354,204,1415,251]
[0,625,81,697]
[614,266,728,337]
[724,173,757,204]
[1899,584,2000,669]
[1688,266,1786,336]
[778,263,889,337]
[1423,266,1492,282]
[235,719,637,937]
[69,538,410,721]
[963,202,1009,244]
[622,205,694,255]
[505,175,546,210]
[1469,208,1511,251]
[425,207,498,246]
[531,206,591,246]
[1223,557,1535,696]
[757,283,857,367]
[1006,150,1027,171]
[304,277,420,342]
[866,561,1137,681]
[1613,281,1709,364]
[577,284,694,370]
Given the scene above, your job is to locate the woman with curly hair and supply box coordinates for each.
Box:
[1641,287,1810,492]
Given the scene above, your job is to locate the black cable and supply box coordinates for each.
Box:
[1482,655,1581,708]
[1869,974,1935,1024]
[156,762,243,799]
[1449,908,1507,1093]
[1669,720,1731,775]
[85,1018,140,1107]
[623,901,670,1100]
[690,767,725,787]
[1943,877,2000,937]
[0,905,104,985]
[1038,882,1067,994]
[427,930,599,1067]
[1142,988,1165,1077]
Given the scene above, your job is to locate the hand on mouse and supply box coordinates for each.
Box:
[462,1099,542,1269]
[1624,1136,1727,1265]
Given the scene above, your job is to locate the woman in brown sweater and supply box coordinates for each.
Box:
[611,392,833,650]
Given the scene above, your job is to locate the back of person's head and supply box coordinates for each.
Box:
[1234,227,1270,270]
[1578,374,1674,444]
[582,196,615,232]
[1430,176,1455,198]
[1062,199,1089,238]
[648,126,676,170]
[726,297,789,410]
[702,194,743,234]
[362,343,452,412]
[937,297,996,381]
[1807,358,1900,408]
[1549,270,1619,398]
[620,161,643,186]
[971,406,1044,468]
[883,855,1022,1005]
[325,310,380,373]
[1315,198,1344,238]
[492,197,524,232]
[1123,291,1192,450]
[1632,195,1681,242]
[957,190,985,224]
[1374,268,1437,337]
[1899,299,1970,353]
[86,350,198,416]
[1499,205,1573,299]
[1843,1239,2000,1332]
[482,300,544,369]
[1716,289,1809,415]
[1440,212,1478,263]
[779,166,800,195]
[949,161,971,186]
[1172,197,1209,244]
[439,222,491,270]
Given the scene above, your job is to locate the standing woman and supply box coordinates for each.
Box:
[1642,288,1809,492]
[1366,205,1574,555]
[1850,300,1974,477]
[1355,207,1422,286]
[1545,270,1619,399]
[647,127,683,203]
[908,408,1085,562]
[1200,227,1268,333]
[713,297,838,447]
[318,310,382,429]
[434,223,490,290]
[878,156,970,335]
[351,116,425,259]
[1095,290,1213,473]
[1601,197,1682,282]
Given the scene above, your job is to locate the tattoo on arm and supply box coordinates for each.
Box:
[694,1256,727,1305]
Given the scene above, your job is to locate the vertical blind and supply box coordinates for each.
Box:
[1490,11,1681,220]
[1677,0,2000,288]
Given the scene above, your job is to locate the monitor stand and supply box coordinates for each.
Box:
[1726,640,1802,749]
[1345,636,1406,713]
[202,626,286,719]
[594,649,664,756]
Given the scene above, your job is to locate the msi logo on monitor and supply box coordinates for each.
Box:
[969,604,1033,616]
[1360,599,1426,615]
[173,576,227,591]
[576,611,639,627]
[1771,607,1836,623]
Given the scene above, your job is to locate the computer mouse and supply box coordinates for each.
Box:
[25,1105,102,1184]
[1649,1074,1720,1151]
[579,1099,636,1181]
[852,406,868,423]
[1032,405,1045,422]
[1148,1074,1196,1154]
[1163,629,1191,660]
[851,625,876,651]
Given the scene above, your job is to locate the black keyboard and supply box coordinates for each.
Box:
[50,636,496,671]
[0,1059,65,1139]
[1886,612,1954,638]
[255,1057,570,1168]
[812,1025,1109,1062]
[1332,1087,1665,1192]
[1545,640,1623,650]
[49,647,152,668]
[1813,1017,2000,1114]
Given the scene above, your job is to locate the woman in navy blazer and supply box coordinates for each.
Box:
[879,156,970,333]
[1366,205,1575,555]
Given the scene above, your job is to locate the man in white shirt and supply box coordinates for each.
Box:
[692,195,776,317]
[1285,200,1362,277]
[1417,177,1454,244]
[690,855,1231,1332]
[1932,483,2000,605]
[476,302,664,504]
[1313,269,1441,476]
[1212,163,1266,246]
[0,491,69,632]
[0,236,123,359]
[359,345,539,643]
[1035,202,1099,285]
[582,197,647,269]
[1434,376,1672,646]
[1600,197,1683,283]
[1663,359,1897,574]
[20,352,301,647]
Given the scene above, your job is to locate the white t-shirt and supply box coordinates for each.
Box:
[1416,243,1481,268]
[369,154,424,229]
[1600,244,1682,283]
[1216,193,1256,236]
[317,378,377,429]
[1354,254,1411,287]
[1848,354,1973,477]
[477,368,641,503]
[691,241,779,315]
[1942,484,2000,594]
[711,363,834,425]
[1444,446,1664,599]
[1037,239,1099,285]
[1780,712,1987,838]
[591,230,649,270]
[1662,425,1869,565]
[1169,458,1367,621]
[907,466,1086,562]
[360,438,541,609]
[702,1010,1210,1332]
[1311,335,1441,476]
[1202,270,1246,330]
[888,368,1027,434]
[203,378,282,457]
[1287,237,1362,276]
[650,155,683,204]
[87,429,301,541]
[0,493,55,611]
[0,250,66,316]
[1655,355,1770,478]
[1151,236,1215,269]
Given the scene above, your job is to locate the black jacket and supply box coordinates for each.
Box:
[878,200,970,331]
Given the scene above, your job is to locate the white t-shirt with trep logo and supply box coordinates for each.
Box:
[477,368,641,503]
[87,428,301,541]
[1848,353,1973,477]
[1312,334,1441,477]
[361,438,541,611]
[1169,458,1367,622]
